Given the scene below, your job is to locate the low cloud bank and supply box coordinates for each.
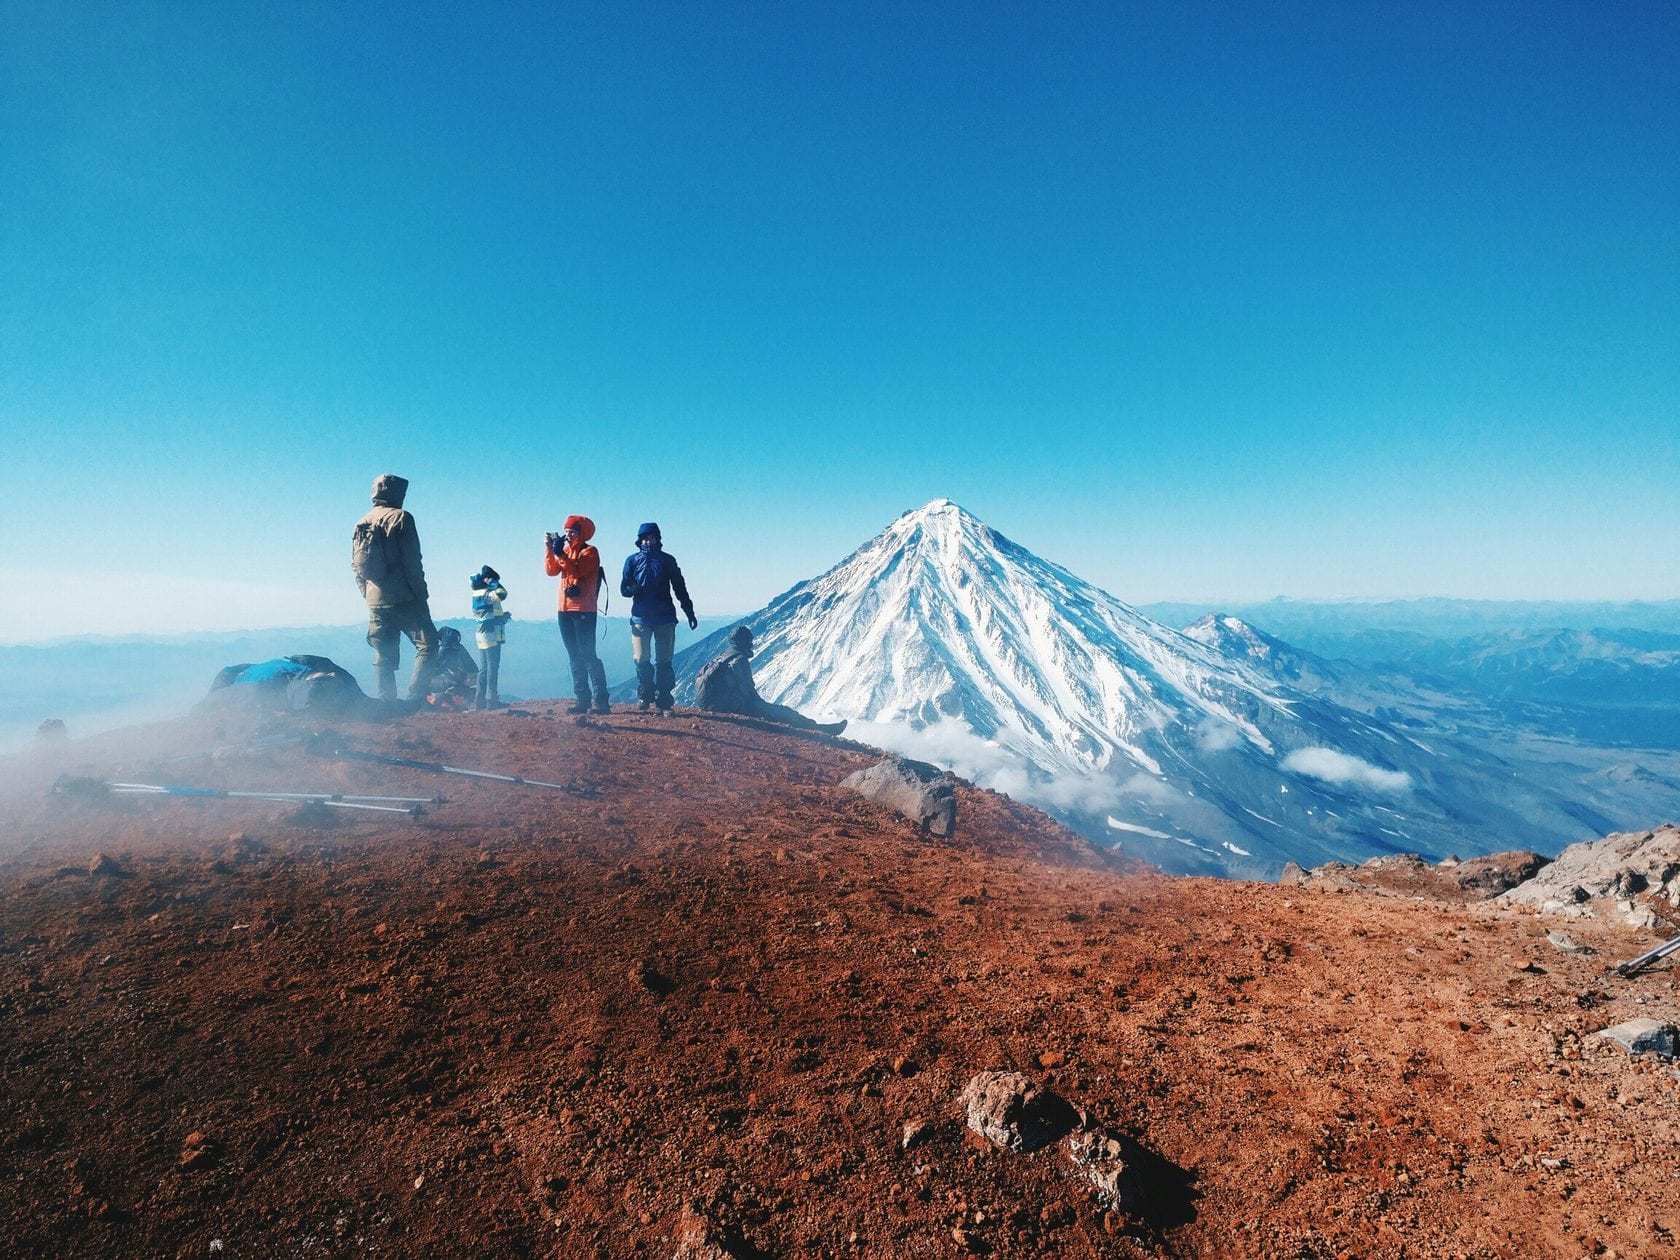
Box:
[1281,747,1411,793]
[845,720,1124,815]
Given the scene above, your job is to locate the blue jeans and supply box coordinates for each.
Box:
[558,613,608,706]
[476,644,501,706]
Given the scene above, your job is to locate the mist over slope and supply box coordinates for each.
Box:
[0,617,732,751]
[665,502,1680,876]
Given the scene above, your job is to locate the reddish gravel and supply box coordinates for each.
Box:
[1,705,1677,1259]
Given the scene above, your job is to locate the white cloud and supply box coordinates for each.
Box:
[846,719,1124,815]
[1193,717,1242,753]
[1281,747,1412,793]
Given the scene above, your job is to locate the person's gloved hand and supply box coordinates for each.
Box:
[564,584,581,598]
[686,612,698,631]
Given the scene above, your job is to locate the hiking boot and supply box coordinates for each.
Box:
[638,701,652,713]
[592,701,612,715]
[567,700,590,715]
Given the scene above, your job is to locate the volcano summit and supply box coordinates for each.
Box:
[672,500,1621,876]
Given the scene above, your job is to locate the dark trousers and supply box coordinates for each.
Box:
[558,613,609,705]
[367,599,440,701]
[476,644,501,706]
[755,699,826,731]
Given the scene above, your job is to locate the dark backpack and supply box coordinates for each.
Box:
[351,520,390,583]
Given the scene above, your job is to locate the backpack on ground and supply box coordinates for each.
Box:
[351,521,390,583]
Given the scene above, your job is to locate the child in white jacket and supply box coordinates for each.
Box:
[469,566,509,709]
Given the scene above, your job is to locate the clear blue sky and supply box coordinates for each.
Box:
[2,1,1676,640]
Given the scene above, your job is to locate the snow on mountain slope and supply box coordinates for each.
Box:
[669,502,1626,876]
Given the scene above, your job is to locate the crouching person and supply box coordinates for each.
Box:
[696,625,846,735]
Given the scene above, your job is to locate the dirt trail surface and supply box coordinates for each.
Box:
[2,707,1678,1259]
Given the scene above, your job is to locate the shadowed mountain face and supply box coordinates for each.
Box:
[667,501,1677,877]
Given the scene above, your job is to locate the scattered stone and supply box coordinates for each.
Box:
[891,1054,916,1077]
[1546,931,1593,955]
[474,849,499,870]
[1278,861,1306,886]
[1063,1128,1141,1212]
[901,1118,931,1151]
[1594,1019,1680,1059]
[87,852,127,878]
[841,756,958,837]
[1037,1050,1065,1069]
[178,1130,216,1171]
[630,957,673,995]
[673,1203,744,1259]
[959,1071,1075,1153]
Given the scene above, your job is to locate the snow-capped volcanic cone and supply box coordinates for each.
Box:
[670,501,1618,876]
[692,499,1288,778]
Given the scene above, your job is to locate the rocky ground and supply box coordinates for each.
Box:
[2,705,1678,1259]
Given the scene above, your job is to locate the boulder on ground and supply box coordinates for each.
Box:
[1285,849,1550,902]
[1452,850,1550,897]
[1594,1018,1679,1058]
[1499,824,1680,924]
[842,756,958,837]
[959,1070,1074,1153]
[1063,1128,1142,1212]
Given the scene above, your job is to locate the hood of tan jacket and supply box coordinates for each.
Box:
[371,474,408,508]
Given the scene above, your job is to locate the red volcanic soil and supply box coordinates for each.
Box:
[1,705,1678,1259]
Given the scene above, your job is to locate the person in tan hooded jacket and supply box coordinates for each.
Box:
[351,474,440,701]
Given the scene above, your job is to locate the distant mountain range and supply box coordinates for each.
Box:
[665,501,1680,876]
[7,521,1678,878]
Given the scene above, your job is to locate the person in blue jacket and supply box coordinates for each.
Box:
[620,521,696,713]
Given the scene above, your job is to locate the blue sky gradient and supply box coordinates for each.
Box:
[2,1,1676,639]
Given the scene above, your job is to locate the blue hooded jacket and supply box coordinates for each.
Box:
[620,523,694,628]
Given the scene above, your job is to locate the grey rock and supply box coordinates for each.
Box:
[1594,1018,1680,1058]
[1062,1128,1141,1212]
[1278,861,1306,886]
[959,1071,1074,1153]
[1545,931,1593,955]
[842,756,958,837]
[1500,825,1680,922]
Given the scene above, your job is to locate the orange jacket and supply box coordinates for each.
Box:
[545,515,603,613]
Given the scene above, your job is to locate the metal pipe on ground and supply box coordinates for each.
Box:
[97,782,429,816]
[1616,933,1680,977]
[321,748,594,795]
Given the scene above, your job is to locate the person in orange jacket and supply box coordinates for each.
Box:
[545,516,611,714]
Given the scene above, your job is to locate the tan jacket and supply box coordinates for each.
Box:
[353,474,429,608]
